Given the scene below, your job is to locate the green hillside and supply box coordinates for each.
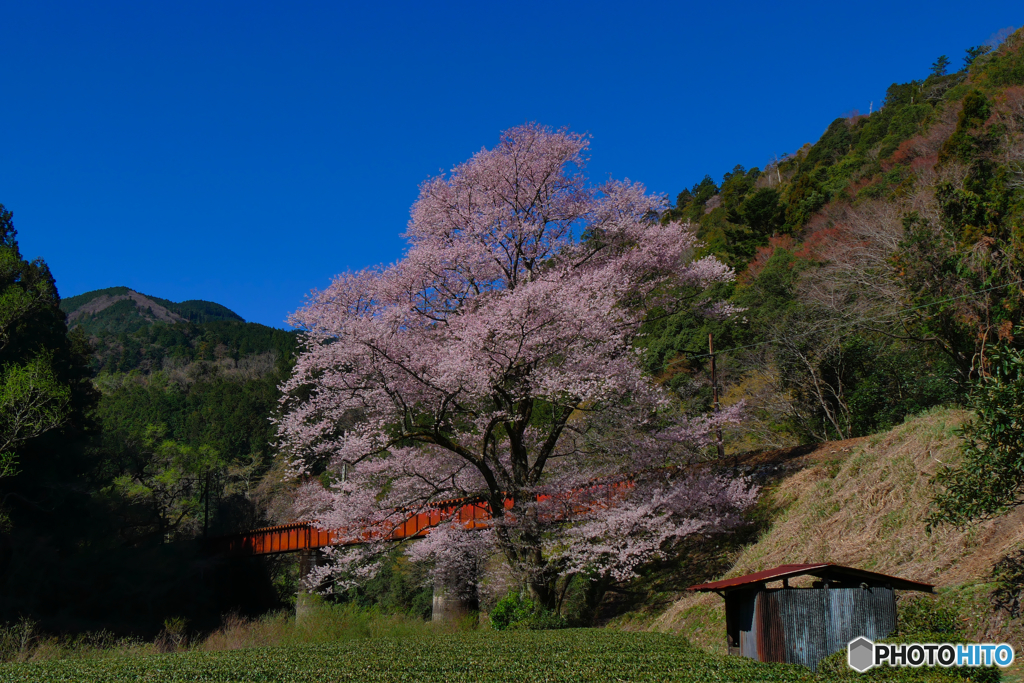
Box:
[638,27,1024,448]
[60,287,244,336]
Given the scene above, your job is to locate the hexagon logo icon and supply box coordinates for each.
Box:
[848,637,874,672]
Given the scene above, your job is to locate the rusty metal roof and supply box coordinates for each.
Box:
[687,563,933,593]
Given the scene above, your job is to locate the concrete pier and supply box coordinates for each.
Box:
[431,577,479,622]
[296,548,322,622]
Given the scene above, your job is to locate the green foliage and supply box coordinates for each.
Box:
[162,300,243,324]
[489,591,569,631]
[971,28,1024,89]
[991,547,1024,618]
[938,90,993,164]
[489,591,536,630]
[0,204,97,478]
[964,45,993,69]
[891,126,1023,384]
[877,104,931,159]
[0,355,72,477]
[803,119,853,168]
[60,287,244,334]
[825,336,959,438]
[931,55,951,77]
[895,595,962,639]
[104,425,223,540]
[743,188,784,239]
[333,554,433,619]
[58,287,132,314]
[929,344,1024,528]
[783,170,827,229]
[89,319,297,375]
[94,363,288,540]
[0,630,824,682]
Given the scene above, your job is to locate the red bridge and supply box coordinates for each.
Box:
[206,476,635,557]
[205,496,504,556]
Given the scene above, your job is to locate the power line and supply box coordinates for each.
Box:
[663,278,1024,366]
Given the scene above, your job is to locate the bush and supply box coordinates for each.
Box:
[928,344,1024,529]
[992,548,1024,618]
[489,592,569,631]
[0,619,35,663]
[488,592,534,631]
[895,595,961,639]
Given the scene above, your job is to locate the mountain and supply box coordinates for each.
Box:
[60,286,244,336]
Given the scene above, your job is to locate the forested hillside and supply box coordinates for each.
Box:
[0,272,300,634]
[1,26,1024,654]
[641,31,1024,452]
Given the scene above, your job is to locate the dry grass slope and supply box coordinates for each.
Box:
[653,408,1024,653]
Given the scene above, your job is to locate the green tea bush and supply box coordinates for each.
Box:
[0,630,819,682]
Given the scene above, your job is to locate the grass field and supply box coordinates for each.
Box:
[0,629,1003,683]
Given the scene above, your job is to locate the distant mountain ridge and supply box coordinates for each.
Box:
[61,286,244,336]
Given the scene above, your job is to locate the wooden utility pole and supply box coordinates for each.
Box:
[709,333,725,459]
[203,468,210,538]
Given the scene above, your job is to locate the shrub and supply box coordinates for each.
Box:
[488,592,534,631]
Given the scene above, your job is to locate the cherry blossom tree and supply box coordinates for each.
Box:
[279,124,754,606]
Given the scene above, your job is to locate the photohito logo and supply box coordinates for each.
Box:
[848,637,1015,672]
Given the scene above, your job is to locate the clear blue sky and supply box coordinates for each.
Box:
[2,1,1019,327]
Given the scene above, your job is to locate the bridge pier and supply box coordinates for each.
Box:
[296,548,322,622]
[431,576,478,623]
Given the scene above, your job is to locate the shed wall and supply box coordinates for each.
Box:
[732,586,896,672]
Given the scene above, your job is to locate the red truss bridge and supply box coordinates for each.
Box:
[204,478,635,557]
[204,496,509,557]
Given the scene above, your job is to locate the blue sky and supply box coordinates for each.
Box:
[2,1,1019,327]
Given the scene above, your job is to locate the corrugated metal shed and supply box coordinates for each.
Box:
[688,564,932,672]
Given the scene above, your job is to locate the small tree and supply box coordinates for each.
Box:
[280,124,754,605]
[928,344,1024,529]
[930,55,951,77]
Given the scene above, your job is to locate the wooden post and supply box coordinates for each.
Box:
[710,333,725,459]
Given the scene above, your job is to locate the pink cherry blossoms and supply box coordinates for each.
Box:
[278,123,754,605]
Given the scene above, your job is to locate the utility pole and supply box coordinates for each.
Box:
[709,333,725,459]
[203,468,210,538]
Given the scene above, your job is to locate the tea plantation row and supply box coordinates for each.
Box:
[0,630,993,682]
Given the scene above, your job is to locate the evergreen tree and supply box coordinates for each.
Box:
[930,54,951,76]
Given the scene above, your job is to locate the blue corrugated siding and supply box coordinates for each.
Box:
[737,593,758,659]
[736,586,896,672]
